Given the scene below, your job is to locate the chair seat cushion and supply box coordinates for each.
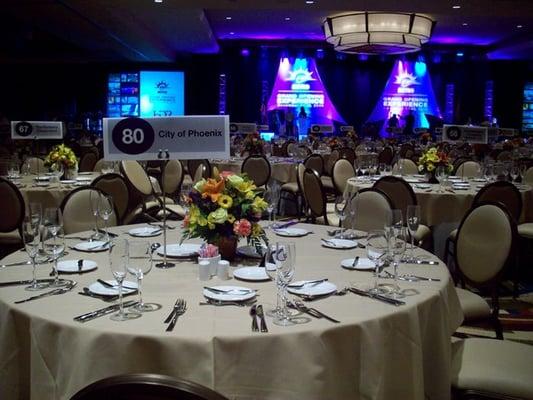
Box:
[452,338,533,399]
[518,223,533,239]
[281,182,299,194]
[320,176,335,190]
[0,230,22,245]
[455,287,491,320]
[413,224,432,243]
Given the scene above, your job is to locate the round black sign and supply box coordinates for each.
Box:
[229,123,238,133]
[446,126,462,141]
[312,125,320,132]
[15,121,33,137]
[111,118,155,155]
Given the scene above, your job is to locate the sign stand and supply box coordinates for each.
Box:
[155,149,175,269]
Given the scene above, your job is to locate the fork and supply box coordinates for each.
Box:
[166,299,187,332]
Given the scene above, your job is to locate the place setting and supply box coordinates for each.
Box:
[127,226,163,237]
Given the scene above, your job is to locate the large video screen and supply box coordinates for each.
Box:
[106,73,139,117]
[522,82,533,134]
[140,71,185,117]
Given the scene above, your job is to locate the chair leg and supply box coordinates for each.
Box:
[491,291,503,340]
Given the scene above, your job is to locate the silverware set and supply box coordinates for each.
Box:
[288,300,340,323]
[250,304,268,332]
[348,287,405,306]
[15,281,77,304]
[164,298,187,332]
[382,270,441,282]
[74,300,139,322]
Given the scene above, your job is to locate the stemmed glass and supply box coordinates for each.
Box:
[388,226,407,299]
[127,240,157,312]
[510,165,520,183]
[42,209,66,287]
[98,194,114,241]
[89,190,103,240]
[435,165,448,192]
[109,239,141,321]
[405,205,420,262]
[264,244,282,318]
[366,230,388,294]
[179,183,192,215]
[265,182,280,224]
[334,195,348,238]
[22,217,47,291]
[50,163,63,186]
[272,241,296,327]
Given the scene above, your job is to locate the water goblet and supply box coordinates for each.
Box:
[388,227,407,299]
[42,224,66,287]
[366,230,388,294]
[272,241,296,327]
[22,217,47,291]
[98,194,114,240]
[405,205,420,262]
[179,182,192,215]
[334,195,348,238]
[89,190,104,240]
[109,239,141,321]
[127,240,158,312]
[264,244,282,318]
[435,165,448,193]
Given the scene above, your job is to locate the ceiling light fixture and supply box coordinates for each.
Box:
[517,25,523,28]
[154,0,163,3]
[305,1,315,4]
[225,16,232,20]
[324,12,435,55]
[452,5,461,9]
[285,17,291,21]
[462,22,468,26]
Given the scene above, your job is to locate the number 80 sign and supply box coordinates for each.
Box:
[111,118,155,155]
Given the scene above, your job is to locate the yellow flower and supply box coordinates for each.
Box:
[251,223,263,237]
[227,214,236,223]
[217,194,233,209]
[427,163,435,172]
[251,196,268,213]
[188,205,207,227]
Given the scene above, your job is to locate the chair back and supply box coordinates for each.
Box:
[71,373,229,400]
[392,158,418,175]
[296,163,306,195]
[338,147,356,164]
[377,147,394,165]
[373,176,417,217]
[60,187,118,234]
[324,149,340,176]
[0,178,25,233]
[473,181,522,222]
[332,158,355,195]
[22,157,45,174]
[287,142,298,157]
[455,161,482,178]
[303,154,324,176]
[161,160,184,197]
[193,164,208,183]
[120,160,154,197]
[93,159,116,173]
[349,188,393,232]
[241,155,271,187]
[496,151,512,161]
[188,160,211,180]
[455,202,515,287]
[523,166,533,186]
[302,168,327,221]
[79,152,98,172]
[92,173,129,223]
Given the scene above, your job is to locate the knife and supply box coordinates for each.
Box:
[288,279,328,288]
[98,229,118,238]
[1,258,51,268]
[78,259,84,273]
[74,300,138,322]
[348,287,405,306]
[413,260,439,265]
[97,279,137,291]
[0,278,55,287]
[14,282,77,304]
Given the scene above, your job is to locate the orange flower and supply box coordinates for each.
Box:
[201,178,225,202]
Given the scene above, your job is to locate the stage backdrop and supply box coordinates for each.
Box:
[367,60,442,136]
[267,57,345,125]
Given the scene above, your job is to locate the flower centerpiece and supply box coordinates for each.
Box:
[181,169,269,261]
[44,144,78,177]
[418,147,453,183]
[240,132,265,156]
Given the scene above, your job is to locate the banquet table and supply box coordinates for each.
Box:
[346,175,533,226]
[0,222,463,400]
[212,157,297,183]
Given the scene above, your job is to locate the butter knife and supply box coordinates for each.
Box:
[348,287,405,306]
[74,300,138,322]
[15,282,77,304]
[0,278,54,287]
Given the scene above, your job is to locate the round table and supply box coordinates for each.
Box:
[0,223,462,400]
[212,157,297,183]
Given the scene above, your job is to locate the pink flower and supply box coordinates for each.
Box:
[220,170,235,179]
[233,219,252,237]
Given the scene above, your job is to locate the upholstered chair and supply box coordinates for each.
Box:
[332,158,356,195]
[302,168,338,226]
[348,188,393,232]
[241,155,271,188]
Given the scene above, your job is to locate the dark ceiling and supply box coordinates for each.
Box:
[2,0,533,62]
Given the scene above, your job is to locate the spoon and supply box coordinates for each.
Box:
[250,305,259,332]
[150,242,162,254]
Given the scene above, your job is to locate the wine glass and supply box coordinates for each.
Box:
[50,163,63,186]
[42,223,66,287]
[435,165,448,193]
[98,194,114,241]
[272,241,296,327]
[179,182,192,215]
[22,217,47,291]
[127,240,157,312]
[388,226,407,299]
[366,230,388,294]
[43,208,63,237]
[264,244,282,318]
[405,205,420,262]
[109,239,141,321]
[265,183,280,224]
[28,203,42,226]
[334,195,348,238]
[510,165,520,182]
[89,190,104,240]
[7,161,20,180]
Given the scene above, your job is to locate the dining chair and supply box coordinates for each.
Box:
[347,188,393,232]
[161,159,184,199]
[454,202,517,340]
[241,155,271,188]
[187,159,211,181]
[303,153,324,176]
[60,187,118,234]
[399,143,415,159]
[391,158,418,175]
[451,337,533,400]
[79,151,98,172]
[0,177,25,257]
[324,149,340,177]
[373,176,432,250]
[455,161,482,179]
[377,147,394,165]
[338,147,356,165]
[302,168,338,226]
[522,166,533,186]
[332,158,356,195]
[71,373,229,400]
[22,157,45,174]
[91,173,130,224]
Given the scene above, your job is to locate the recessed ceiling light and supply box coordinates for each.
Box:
[462,22,468,26]
[229,32,235,35]
[452,5,461,9]
[154,0,163,3]
[456,52,464,57]
[225,16,232,20]
[305,1,315,4]
[517,24,523,28]
[285,17,291,21]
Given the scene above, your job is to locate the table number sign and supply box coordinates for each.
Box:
[103,115,230,161]
[443,125,488,144]
[11,121,64,140]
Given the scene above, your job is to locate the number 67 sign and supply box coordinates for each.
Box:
[103,115,230,161]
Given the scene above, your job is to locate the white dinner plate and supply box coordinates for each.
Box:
[405,178,423,183]
[233,267,270,281]
[128,227,162,237]
[321,238,358,249]
[203,285,256,302]
[412,174,426,178]
[341,257,375,271]
[287,281,338,297]
[472,178,487,182]
[88,280,138,296]
[273,227,309,237]
[60,180,76,184]
[57,259,97,273]
[448,176,462,180]
[236,245,267,259]
[157,243,201,258]
[34,182,50,187]
[78,172,93,176]
[73,181,89,186]
[76,176,92,182]
[73,241,111,252]
[34,176,50,181]
[414,184,431,189]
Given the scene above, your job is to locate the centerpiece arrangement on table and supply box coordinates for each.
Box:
[417,147,453,183]
[240,132,265,156]
[181,169,269,261]
[44,144,78,179]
